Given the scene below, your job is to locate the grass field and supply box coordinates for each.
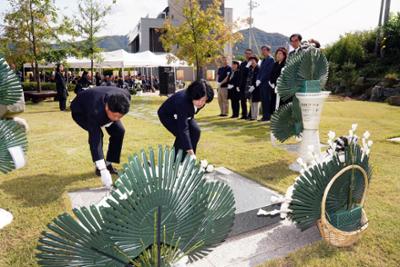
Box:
[0,95,399,266]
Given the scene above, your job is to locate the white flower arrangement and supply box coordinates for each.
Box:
[200,159,214,173]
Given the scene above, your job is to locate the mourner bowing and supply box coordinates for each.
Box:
[158,80,214,160]
[71,86,131,188]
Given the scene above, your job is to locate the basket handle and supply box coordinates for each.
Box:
[320,164,369,225]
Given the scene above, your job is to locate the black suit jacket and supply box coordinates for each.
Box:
[71,86,130,162]
[227,70,240,99]
[158,90,197,151]
[55,72,68,99]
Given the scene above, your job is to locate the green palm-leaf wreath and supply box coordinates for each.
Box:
[272,47,329,142]
[37,146,236,266]
[288,144,372,231]
[0,119,28,174]
[0,57,23,106]
[271,97,303,143]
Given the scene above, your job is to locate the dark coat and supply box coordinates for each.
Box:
[238,60,250,95]
[74,76,92,94]
[227,70,240,100]
[158,90,198,151]
[246,65,261,102]
[55,72,68,99]
[257,55,275,89]
[270,61,286,86]
[70,86,131,162]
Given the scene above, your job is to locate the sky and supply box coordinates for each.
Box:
[0,0,399,47]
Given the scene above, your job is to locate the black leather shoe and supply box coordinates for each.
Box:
[95,164,118,176]
[107,164,119,175]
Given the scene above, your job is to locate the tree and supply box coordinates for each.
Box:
[160,0,242,80]
[2,0,76,91]
[75,0,112,83]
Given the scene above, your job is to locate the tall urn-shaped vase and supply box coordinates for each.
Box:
[296,80,330,164]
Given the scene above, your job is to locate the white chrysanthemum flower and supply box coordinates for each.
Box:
[363,131,370,140]
[367,140,373,147]
[352,123,358,132]
[206,164,214,173]
[328,131,336,140]
[200,159,208,168]
[296,157,304,165]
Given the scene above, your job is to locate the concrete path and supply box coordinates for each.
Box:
[188,220,321,267]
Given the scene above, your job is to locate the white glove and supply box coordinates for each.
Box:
[236,87,240,92]
[249,86,255,93]
[246,61,252,68]
[227,84,234,89]
[268,81,275,88]
[256,80,261,87]
[95,160,113,188]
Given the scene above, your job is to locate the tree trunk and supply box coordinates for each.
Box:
[29,0,41,92]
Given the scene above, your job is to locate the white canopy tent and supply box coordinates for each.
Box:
[23,49,189,69]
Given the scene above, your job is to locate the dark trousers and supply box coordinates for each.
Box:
[270,90,277,115]
[160,117,201,158]
[72,113,125,163]
[59,98,66,111]
[260,86,272,120]
[240,94,248,117]
[231,97,240,117]
[104,121,125,163]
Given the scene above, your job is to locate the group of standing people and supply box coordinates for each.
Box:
[216,33,317,122]
[217,46,287,121]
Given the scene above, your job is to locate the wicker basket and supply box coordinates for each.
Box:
[317,165,369,247]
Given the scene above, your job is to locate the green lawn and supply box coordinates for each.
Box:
[0,95,399,266]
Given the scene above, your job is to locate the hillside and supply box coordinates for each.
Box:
[234,27,289,57]
[93,28,289,57]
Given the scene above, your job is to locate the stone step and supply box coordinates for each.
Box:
[204,167,282,237]
[68,167,283,238]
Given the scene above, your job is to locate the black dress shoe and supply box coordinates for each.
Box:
[239,116,247,120]
[95,164,119,176]
[107,164,119,175]
[230,115,238,118]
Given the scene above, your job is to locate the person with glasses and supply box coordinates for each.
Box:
[288,33,303,61]
[158,80,214,160]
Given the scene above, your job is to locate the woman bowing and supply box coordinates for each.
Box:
[158,80,214,160]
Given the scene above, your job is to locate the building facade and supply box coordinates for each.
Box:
[128,0,231,57]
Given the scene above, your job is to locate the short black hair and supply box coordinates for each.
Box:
[186,80,214,103]
[290,33,302,42]
[106,93,130,114]
[261,45,271,51]
[232,61,240,66]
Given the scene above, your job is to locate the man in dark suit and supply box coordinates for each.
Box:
[71,86,131,188]
[238,48,253,119]
[55,64,68,111]
[287,33,303,61]
[256,45,275,121]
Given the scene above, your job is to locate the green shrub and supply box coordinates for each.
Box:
[325,33,366,67]
[22,82,73,92]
